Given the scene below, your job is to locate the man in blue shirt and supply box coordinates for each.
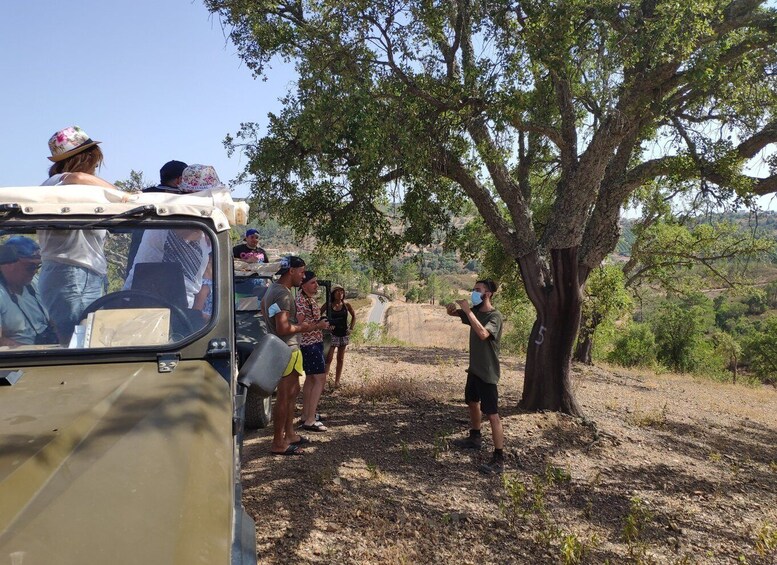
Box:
[0,237,52,346]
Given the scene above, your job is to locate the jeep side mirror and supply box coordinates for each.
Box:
[237,333,292,396]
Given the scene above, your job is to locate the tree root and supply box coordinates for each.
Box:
[580,417,620,452]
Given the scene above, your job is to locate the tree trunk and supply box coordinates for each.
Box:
[574,313,602,365]
[518,248,585,417]
[574,332,593,365]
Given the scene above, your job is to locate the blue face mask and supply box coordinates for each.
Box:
[471,290,483,306]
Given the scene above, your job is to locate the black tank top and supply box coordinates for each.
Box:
[330,304,348,337]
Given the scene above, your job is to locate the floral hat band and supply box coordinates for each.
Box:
[179,164,226,192]
[48,126,101,162]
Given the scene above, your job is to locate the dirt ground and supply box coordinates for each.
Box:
[241,302,777,564]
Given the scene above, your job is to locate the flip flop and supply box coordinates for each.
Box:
[300,421,328,432]
[271,444,304,456]
[291,436,310,446]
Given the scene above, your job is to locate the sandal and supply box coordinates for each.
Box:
[291,436,310,446]
[271,444,304,456]
[299,421,328,432]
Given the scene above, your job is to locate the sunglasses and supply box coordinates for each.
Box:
[20,261,41,272]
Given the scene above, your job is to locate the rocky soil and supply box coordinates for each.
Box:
[241,302,777,564]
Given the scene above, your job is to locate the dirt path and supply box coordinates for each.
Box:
[242,304,777,564]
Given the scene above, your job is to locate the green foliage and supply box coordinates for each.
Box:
[711,330,742,382]
[207,0,777,273]
[714,295,749,331]
[625,215,774,294]
[766,280,777,308]
[608,324,657,368]
[207,0,777,410]
[622,497,654,560]
[742,315,777,384]
[649,295,717,373]
[577,265,633,359]
[113,170,150,193]
[755,522,777,560]
[744,288,769,315]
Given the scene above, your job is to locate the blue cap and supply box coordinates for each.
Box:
[245,228,259,238]
[3,236,40,259]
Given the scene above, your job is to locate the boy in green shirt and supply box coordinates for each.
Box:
[446,279,505,474]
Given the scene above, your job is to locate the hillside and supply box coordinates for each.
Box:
[241,302,777,564]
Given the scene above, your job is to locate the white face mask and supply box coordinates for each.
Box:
[471,290,483,306]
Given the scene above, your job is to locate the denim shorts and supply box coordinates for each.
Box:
[38,262,105,344]
[301,342,326,375]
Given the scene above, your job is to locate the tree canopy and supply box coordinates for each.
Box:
[207,0,777,415]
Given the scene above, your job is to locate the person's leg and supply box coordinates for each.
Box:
[334,345,346,386]
[302,373,327,427]
[488,413,504,450]
[452,374,483,449]
[271,375,294,452]
[478,383,504,474]
[324,345,336,382]
[39,263,101,346]
[300,373,314,423]
[285,373,301,442]
[468,401,482,431]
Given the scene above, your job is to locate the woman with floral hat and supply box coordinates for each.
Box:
[38,126,115,345]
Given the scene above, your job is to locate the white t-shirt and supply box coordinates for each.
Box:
[38,174,108,275]
[124,230,210,308]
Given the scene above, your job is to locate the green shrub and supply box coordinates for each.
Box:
[742,315,777,384]
[714,298,748,331]
[650,297,715,373]
[607,323,657,367]
[744,288,769,315]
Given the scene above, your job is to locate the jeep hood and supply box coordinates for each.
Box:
[0,361,234,565]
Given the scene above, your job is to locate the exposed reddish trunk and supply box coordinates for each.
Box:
[518,247,585,417]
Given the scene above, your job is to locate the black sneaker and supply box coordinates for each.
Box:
[451,435,483,450]
[478,455,504,475]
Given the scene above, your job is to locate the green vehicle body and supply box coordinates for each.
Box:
[0,186,262,565]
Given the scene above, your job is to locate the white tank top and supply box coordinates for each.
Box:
[38,174,108,275]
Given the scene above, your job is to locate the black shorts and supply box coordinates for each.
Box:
[464,372,499,415]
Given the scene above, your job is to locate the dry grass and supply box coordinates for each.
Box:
[384,302,469,349]
[242,303,777,565]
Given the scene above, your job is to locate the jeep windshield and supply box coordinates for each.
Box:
[0,222,215,352]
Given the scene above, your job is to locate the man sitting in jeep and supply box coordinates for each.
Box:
[0,237,56,346]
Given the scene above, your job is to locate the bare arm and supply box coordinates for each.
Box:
[455,300,492,341]
[274,310,328,337]
[346,302,356,330]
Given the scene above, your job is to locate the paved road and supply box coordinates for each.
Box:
[364,294,387,336]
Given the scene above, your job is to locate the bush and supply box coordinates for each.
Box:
[744,289,769,315]
[714,298,748,331]
[650,297,715,373]
[742,315,777,384]
[607,323,657,367]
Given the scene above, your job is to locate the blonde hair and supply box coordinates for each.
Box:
[48,146,104,177]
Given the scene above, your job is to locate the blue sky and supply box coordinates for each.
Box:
[0,0,294,197]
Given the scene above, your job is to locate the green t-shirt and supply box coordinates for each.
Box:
[460,306,503,384]
[261,282,299,349]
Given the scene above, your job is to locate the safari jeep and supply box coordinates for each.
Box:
[0,185,286,565]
